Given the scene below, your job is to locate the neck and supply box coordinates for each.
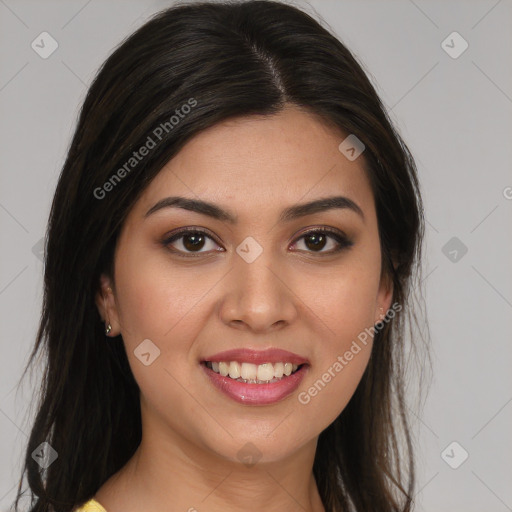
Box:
[96,417,326,512]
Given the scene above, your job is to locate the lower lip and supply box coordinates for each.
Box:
[200,363,309,405]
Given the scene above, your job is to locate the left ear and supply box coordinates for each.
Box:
[375,270,394,324]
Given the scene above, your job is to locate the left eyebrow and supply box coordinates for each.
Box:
[144,195,364,223]
[279,195,364,223]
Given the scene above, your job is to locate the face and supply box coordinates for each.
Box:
[96,104,392,465]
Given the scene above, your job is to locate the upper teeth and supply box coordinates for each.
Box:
[209,361,299,381]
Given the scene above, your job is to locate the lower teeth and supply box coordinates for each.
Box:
[233,376,284,384]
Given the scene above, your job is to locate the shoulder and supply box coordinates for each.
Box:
[73,498,108,512]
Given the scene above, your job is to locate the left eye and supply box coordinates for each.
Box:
[162,228,352,257]
[291,229,351,253]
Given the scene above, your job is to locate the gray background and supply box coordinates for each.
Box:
[1,0,511,510]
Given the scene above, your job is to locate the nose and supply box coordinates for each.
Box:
[219,247,298,334]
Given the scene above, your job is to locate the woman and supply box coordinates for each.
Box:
[13,1,426,511]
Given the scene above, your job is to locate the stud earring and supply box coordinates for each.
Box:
[105,323,112,335]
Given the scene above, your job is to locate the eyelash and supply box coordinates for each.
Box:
[161,226,353,258]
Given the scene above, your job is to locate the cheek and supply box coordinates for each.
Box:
[114,244,200,341]
[328,268,380,338]
[292,246,380,427]
[112,249,206,411]
[113,243,219,388]
[298,246,382,347]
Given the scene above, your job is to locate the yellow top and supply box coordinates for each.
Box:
[74,498,108,512]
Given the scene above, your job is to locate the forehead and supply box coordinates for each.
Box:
[131,105,375,223]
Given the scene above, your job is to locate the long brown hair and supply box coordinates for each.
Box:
[13,1,426,510]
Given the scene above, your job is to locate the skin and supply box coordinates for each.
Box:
[94,104,393,512]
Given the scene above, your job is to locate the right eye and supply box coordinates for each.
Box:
[161,228,224,257]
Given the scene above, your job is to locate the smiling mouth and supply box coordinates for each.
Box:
[201,360,306,384]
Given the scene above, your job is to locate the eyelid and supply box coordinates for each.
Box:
[295,225,350,242]
[162,225,221,243]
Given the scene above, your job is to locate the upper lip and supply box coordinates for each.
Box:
[201,348,309,366]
